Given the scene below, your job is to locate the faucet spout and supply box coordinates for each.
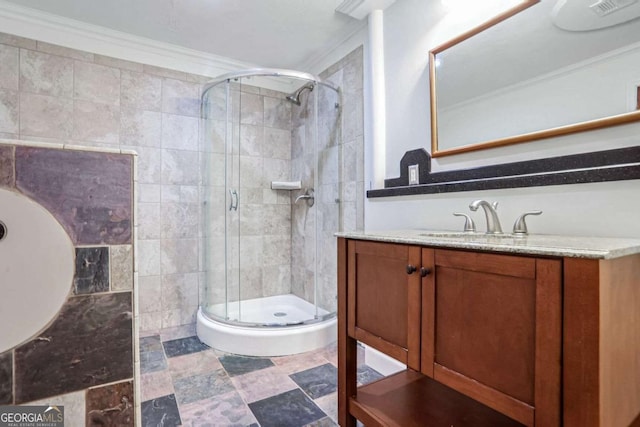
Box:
[469,200,503,234]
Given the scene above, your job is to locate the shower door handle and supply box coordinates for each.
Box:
[229,189,238,211]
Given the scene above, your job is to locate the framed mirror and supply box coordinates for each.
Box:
[429,0,640,157]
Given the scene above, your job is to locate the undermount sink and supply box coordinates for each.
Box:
[418,231,521,239]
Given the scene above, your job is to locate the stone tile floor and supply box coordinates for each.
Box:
[140,325,383,426]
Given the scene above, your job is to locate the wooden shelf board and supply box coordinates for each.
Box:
[349,369,525,427]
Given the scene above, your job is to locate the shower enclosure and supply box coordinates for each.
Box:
[197,69,342,356]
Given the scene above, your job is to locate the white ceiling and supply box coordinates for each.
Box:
[0,0,364,69]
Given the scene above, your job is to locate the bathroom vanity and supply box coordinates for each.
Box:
[336,231,640,427]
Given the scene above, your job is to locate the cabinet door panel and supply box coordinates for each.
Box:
[424,249,562,427]
[348,240,421,368]
[435,266,536,405]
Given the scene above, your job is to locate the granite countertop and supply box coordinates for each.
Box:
[335,230,640,259]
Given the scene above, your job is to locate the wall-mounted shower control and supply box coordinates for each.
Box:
[0,220,6,241]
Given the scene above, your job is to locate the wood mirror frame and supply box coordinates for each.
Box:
[429,0,640,158]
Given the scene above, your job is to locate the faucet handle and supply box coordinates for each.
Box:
[512,211,542,235]
[453,213,476,233]
[491,201,499,210]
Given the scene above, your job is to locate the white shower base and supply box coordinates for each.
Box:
[197,294,337,356]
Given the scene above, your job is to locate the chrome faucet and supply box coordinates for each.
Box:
[469,200,503,234]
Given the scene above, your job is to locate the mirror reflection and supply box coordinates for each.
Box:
[431,0,640,156]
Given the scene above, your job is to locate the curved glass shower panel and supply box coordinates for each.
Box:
[202,82,224,319]
[201,69,340,327]
[315,82,342,319]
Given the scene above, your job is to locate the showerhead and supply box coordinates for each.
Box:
[286,82,315,106]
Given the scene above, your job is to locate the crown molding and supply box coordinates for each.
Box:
[0,0,257,78]
[335,0,396,20]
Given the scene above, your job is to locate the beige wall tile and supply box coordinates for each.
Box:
[0,44,18,90]
[74,61,121,105]
[160,238,198,274]
[161,149,199,185]
[162,78,200,117]
[20,92,73,139]
[121,108,161,147]
[161,202,199,239]
[138,203,161,239]
[240,92,263,125]
[138,276,161,314]
[138,239,161,277]
[121,70,161,111]
[73,99,120,143]
[94,54,144,72]
[122,145,162,184]
[161,113,199,151]
[0,33,36,49]
[264,96,291,129]
[0,89,18,134]
[20,49,73,97]
[111,245,134,291]
[36,41,93,61]
[161,273,199,310]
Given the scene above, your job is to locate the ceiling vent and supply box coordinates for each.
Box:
[589,0,638,16]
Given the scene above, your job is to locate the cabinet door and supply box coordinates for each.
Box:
[347,240,421,370]
[421,249,562,427]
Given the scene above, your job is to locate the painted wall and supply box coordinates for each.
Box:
[325,0,640,238]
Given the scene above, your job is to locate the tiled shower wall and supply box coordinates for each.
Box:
[0,31,206,331]
[0,30,364,330]
[0,144,135,425]
[201,83,295,308]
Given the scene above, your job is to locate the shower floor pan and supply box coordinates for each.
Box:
[197,294,336,356]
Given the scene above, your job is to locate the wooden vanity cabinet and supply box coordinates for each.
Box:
[337,237,640,427]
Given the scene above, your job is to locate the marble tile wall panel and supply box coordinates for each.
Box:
[86,380,134,426]
[264,96,291,129]
[19,49,73,97]
[15,147,132,245]
[161,273,199,311]
[74,61,120,105]
[0,89,18,134]
[73,99,120,144]
[0,351,12,404]
[161,114,199,151]
[162,78,200,117]
[0,34,35,49]
[110,245,133,291]
[120,70,162,111]
[0,144,15,187]
[138,276,162,314]
[160,238,198,275]
[14,292,133,403]
[74,247,110,295]
[19,93,73,140]
[0,44,18,90]
[36,41,94,62]
[120,108,161,148]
